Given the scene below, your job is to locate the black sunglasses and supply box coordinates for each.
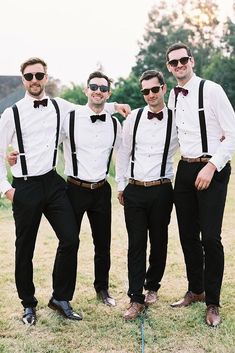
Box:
[23,72,46,81]
[168,56,191,67]
[141,85,163,96]
[88,84,110,93]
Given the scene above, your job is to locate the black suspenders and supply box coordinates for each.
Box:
[160,109,173,178]
[69,112,118,177]
[12,99,60,178]
[69,110,78,177]
[198,80,208,154]
[12,104,28,178]
[50,99,60,168]
[130,108,144,178]
[130,108,173,179]
[174,79,208,154]
[106,116,117,175]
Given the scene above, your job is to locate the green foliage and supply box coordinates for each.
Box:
[203,54,235,109]
[60,83,87,104]
[111,73,145,112]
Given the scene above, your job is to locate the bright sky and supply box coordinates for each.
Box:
[1,0,234,86]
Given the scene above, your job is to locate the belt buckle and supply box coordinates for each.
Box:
[144,181,150,187]
[90,183,97,189]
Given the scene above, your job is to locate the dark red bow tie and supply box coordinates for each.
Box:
[147,111,164,121]
[33,99,48,108]
[174,86,188,96]
[90,114,106,123]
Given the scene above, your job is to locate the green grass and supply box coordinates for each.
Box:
[0,159,234,353]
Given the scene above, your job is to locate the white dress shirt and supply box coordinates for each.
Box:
[62,104,122,182]
[168,74,235,171]
[116,105,179,191]
[0,94,117,195]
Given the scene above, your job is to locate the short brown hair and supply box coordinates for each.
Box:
[87,71,112,90]
[166,43,192,62]
[20,57,47,74]
[139,70,165,86]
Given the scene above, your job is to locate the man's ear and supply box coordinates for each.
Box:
[84,87,88,97]
[166,63,172,73]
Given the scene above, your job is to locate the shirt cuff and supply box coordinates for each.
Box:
[117,179,128,192]
[209,155,227,172]
[0,180,13,197]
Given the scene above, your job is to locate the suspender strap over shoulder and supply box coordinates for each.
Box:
[160,109,173,178]
[69,110,78,177]
[12,104,28,177]
[50,98,60,168]
[106,116,117,175]
[131,108,144,178]
[198,79,208,154]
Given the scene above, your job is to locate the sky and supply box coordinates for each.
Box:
[1,0,234,86]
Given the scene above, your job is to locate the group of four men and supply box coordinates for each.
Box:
[0,42,235,328]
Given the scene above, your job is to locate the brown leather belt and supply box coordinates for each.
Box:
[67,176,106,189]
[129,178,171,187]
[181,156,211,163]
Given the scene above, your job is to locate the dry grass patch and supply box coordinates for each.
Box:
[0,167,235,353]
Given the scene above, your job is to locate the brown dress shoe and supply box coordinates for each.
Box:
[171,291,205,308]
[206,305,221,327]
[145,290,158,306]
[123,302,145,321]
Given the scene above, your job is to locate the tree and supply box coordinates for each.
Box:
[132,0,220,78]
[60,83,87,105]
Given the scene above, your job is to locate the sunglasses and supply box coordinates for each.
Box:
[141,85,163,96]
[88,84,110,93]
[23,72,46,81]
[168,56,191,67]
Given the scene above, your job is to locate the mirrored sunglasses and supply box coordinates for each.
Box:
[23,72,46,81]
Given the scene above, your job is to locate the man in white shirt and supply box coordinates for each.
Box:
[61,71,122,307]
[116,70,178,320]
[166,43,235,327]
[0,58,130,325]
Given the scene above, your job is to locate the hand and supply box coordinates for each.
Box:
[195,162,216,190]
[117,191,124,206]
[5,188,15,202]
[7,150,19,166]
[114,103,131,118]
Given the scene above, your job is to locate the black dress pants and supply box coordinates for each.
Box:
[12,170,79,308]
[174,161,231,306]
[123,183,173,304]
[67,181,112,292]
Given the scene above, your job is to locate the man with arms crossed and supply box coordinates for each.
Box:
[166,43,235,326]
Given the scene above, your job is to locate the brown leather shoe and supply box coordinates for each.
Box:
[206,305,221,327]
[123,302,145,321]
[171,291,205,308]
[145,290,158,306]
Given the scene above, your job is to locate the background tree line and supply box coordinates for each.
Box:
[60,0,235,111]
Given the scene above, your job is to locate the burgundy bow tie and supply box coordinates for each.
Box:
[33,99,48,108]
[90,114,106,123]
[147,111,163,121]
[174,86,188,97]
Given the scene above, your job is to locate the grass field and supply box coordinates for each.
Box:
[0,162,235,353]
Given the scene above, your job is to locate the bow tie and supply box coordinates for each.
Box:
[90,114,106,123]
[147,111,164,121]
[33,99,48,108]
[174,86,189,97]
